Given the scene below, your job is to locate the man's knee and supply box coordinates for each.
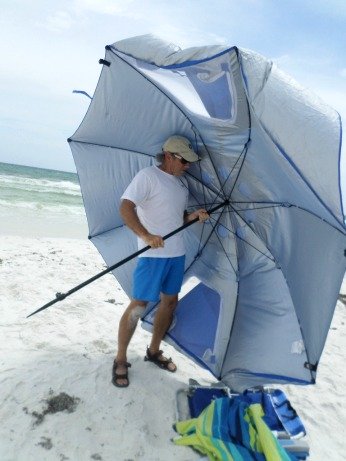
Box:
[128,300,147,325]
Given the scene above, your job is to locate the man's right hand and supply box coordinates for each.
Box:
[142,233,164,249]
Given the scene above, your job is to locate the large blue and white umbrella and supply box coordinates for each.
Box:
[68,35,346,392]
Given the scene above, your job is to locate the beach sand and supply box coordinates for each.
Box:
[1,234,345,460]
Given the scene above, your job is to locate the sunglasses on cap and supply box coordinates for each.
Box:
[171,153,190,165]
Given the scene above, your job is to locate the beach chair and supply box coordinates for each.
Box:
[175,379,310,460]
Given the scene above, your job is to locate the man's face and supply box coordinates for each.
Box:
[168,152,190,176]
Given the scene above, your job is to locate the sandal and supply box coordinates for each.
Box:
[144,347,177,373]
[112,360,131,388]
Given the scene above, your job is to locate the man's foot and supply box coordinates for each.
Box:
[112,360,131,387]
[144,347,177,372]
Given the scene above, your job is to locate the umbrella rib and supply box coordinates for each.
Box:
[195,221,209,259]
[184,204,236,274]
[225,142,250,192]
[208,219,238,275]
[191,130,227,198]
[208,211,275,263]
[194,202,233,260]
[196,156,207,206]
[178,173,233,262]
[109,47,197,130]
[228,62,252,199]
[230,200,346,235]
[226,203,275,260]
[178,175,212,257]
[229,140,251,198]
[197,154,242,211]
[228,49,253,202]
[233,204,286,212]
[288,204,346,235]
[190,134,251,205]
[68,139,153,157]
[203,205,281,218]
[89,223,126,240]
[178,177,218,211]
[186,202,220,210]
[184,171,227,201]
[231,200,287,205]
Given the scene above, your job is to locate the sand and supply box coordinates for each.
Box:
[0,235,345,460]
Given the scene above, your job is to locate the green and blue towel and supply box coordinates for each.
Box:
[173,397,297,460]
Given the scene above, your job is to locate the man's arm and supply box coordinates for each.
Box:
[120,199,164,248]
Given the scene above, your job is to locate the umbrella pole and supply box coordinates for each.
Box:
[27,200,228,318]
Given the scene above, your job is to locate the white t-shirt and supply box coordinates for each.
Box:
[121,166,189,257]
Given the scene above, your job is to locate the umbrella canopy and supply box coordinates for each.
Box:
[69,34,346,392]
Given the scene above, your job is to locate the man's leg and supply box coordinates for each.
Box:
[114,299,147,386]
[148,293,178,372]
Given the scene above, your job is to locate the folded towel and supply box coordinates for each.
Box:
[174,397,297,461]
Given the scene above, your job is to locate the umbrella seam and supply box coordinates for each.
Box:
[109,44,236,70]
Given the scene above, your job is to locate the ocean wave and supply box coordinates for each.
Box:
[0,184,83,199]
[0,174,82,195]
[0,198,85,216]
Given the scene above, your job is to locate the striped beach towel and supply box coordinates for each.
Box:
[173,397,296,460]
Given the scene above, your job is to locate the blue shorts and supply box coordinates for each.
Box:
[133,256,185,302]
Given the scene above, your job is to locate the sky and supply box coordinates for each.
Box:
[0,0,345,175]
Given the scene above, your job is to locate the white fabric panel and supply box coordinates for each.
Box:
[238,48,344,227]
[233,123,343,230]
[221,215,311,391]
[256,206,346,366]
[71,142,153,237]
[72,48,194,155]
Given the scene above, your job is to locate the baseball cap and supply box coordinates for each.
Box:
[162,135,199,162]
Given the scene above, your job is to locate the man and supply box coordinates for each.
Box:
[113,135,209,387]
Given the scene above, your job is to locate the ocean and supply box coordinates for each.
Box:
[0,162,88,239]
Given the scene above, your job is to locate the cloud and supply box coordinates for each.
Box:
[145,24,228,51]
[340,69,346,78]
[40,11,75,32]
[273,53,332,73]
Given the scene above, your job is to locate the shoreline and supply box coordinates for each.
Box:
[0,208,89,240]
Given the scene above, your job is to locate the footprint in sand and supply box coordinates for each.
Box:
[92,340,111,352]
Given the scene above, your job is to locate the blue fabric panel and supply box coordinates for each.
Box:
[143,282,221,373]
[166,283,220,363]
[184,63,234,120]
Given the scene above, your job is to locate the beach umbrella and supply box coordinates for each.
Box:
[68,35,346,392]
